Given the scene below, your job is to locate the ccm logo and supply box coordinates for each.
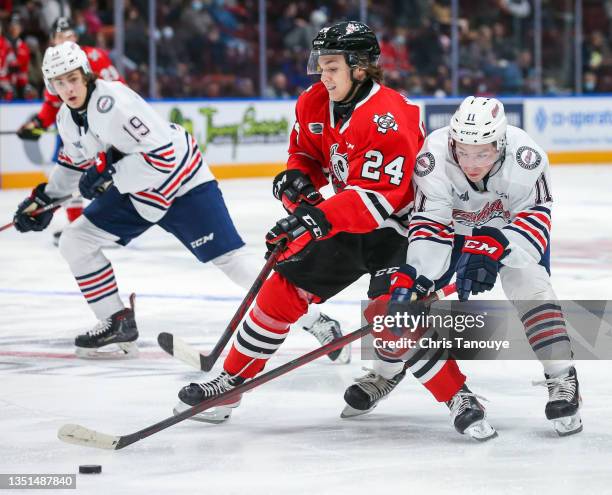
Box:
[301,214,323,238]
[375,267,399,277]
[464,239,499,254]
[190,233,214,248]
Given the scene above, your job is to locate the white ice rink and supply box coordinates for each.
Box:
[1,166,611,495]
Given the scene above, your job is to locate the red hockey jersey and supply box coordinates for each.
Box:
[287,81,424,235]
[37,45,124,128]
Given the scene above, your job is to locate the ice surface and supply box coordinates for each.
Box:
[1,166,611,494]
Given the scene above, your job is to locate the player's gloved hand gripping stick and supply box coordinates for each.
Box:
[2,189,80,233]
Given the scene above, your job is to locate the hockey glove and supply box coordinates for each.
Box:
[79,150,117,200]
[13,183,55,232]
[17,116,44,141]
[272,169,323,214]
[455,227,509,301]
[265,204,331,257]
[388,265,434,334]
[363,265,433,329]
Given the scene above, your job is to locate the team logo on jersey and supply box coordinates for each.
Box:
[373,113,398,134]
[452,199,511,227]
[96,95,115,113]
[329,143,349,185]
[516,146,541,170]
[308,122,324,134]
[415,152,435,177]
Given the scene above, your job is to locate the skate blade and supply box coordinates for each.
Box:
[172,401,233,424]
[465,420,498,442]
[333,343,352,365]
[75,341,139,359]
[552,413,583,437]
[340,403,376,419]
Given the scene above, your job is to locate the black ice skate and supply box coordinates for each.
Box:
[74,293,138,358]
[341,366,406,418]
[446,384,498,441]
[303,312,350,363]
[174,371,246,424]
[534,366,583,436]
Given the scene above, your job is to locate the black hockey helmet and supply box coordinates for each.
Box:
[50,17,75,37]
[307,21,380,74]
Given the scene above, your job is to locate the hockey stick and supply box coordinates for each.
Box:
[157,243,285,371]
[0,192,80,233]
[0,129,57,136]
[58,282,457,450]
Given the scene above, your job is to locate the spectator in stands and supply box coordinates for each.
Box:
[6,12,30,98]
[264,71,291,99]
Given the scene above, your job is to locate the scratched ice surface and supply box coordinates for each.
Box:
[1,168,611,494]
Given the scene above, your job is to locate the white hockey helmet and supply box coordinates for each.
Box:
[42,41,91,95]
[449,96,507,150]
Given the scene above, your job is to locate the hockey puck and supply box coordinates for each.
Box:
[79,465,102,474]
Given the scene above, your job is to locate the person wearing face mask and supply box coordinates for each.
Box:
[346,96,582,438]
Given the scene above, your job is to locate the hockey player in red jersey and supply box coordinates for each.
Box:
[174,22,494,440]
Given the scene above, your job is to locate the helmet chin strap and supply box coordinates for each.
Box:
[336,64,367,104]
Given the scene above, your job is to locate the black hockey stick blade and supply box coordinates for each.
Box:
[59,283,456,450]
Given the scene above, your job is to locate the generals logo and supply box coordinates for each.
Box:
[415,152,435,177]
[516,146,542,170]
[452,199,511,227]
[96,95,114,113]
[373,113,398,134]
[329,143,349,186]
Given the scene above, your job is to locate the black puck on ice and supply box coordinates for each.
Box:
[79,465,102,474]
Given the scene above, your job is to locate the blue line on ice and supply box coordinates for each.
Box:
[0,287,360,306]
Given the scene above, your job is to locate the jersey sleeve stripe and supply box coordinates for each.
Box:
[511,218,547,250]
[503,225,545,257]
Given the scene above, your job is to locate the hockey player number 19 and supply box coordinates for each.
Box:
[129,117,151,137]
[361,150,404,185]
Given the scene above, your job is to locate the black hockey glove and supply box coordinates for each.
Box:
[79,150,117,200]
[455,227,509,301]
[265,204,331,254]
[13,183,55,233]
[272,169,323,214]
[387,265,434,335]
[17,115,45,141]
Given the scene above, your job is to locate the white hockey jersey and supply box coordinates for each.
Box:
[45,79,214,222]
[407,125,552,281]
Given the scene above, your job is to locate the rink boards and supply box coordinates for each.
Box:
[1,95,612,188]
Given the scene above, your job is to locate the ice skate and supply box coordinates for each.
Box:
[341,366,406,418]
[174,371,245,424]
[534,367,583,436]
[74,294,138,358]
[446,384,498,441]
[303,312,350,364]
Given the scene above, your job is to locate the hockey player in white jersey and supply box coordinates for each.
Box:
[344,96,582,436]
[12,41,348,361]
